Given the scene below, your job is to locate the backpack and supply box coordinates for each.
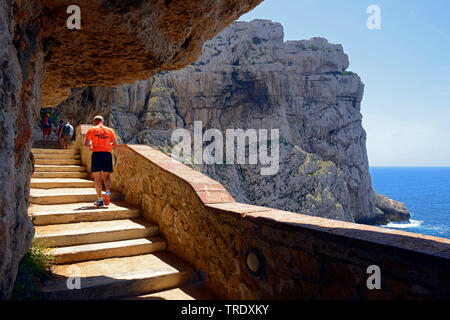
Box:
[62,124,71,136]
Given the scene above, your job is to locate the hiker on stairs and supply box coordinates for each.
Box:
[56,120,64,147]
[41,113,53,145]
[85,115,118,207]
[60,120,74,149]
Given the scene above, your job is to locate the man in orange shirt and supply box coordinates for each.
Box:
[85,115,119,206]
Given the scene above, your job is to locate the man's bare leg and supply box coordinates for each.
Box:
[93,172,103,200]
[102,172,111,205]
[102,172,111,191]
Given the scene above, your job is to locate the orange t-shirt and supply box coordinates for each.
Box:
[86,125,116,152]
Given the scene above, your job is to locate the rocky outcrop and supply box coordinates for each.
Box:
[1,0,261,299]
[48,20,410,225]
[374,194,410,223]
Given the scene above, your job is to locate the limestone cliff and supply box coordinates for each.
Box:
[48,20,410,225]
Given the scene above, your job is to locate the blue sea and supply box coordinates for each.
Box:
[370,167,450,239]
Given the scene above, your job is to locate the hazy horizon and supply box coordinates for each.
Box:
[239,0,450,167]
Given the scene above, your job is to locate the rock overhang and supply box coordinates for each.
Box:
[15,0,264,107]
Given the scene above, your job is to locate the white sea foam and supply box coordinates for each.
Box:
[385,220,424,229]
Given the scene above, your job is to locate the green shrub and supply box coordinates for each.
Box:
[340,71,357,76]
[10,242,54,300]
[325,71,358,76]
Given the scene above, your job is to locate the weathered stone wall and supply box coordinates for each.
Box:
[76,128,450,299]
[77,125,93,174]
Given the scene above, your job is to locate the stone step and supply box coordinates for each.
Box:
[34,218,158,248]
[40,252,200,300]
[32,148,79,154]
[49,237,166,264]
[34,165,87,172]
[30,188,121,205]
[30,178,94,189]
[29,201,140,225]
[35,158,81,165]
[32,171,89,178]
[124,283,217,300]
[34,153,80,160]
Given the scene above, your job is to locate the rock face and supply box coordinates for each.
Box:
[1,0,261,299]
[49,20,410,225]
[0,0,40,300]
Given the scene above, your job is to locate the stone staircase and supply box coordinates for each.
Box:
[29,147,213,300]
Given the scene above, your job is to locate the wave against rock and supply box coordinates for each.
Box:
[50,19,410,224]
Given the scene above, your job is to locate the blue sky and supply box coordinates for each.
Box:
[239,0,450,167]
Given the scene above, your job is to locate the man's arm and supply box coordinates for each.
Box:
[85,129,93,150]
[110,129,119,148]
[85,138,93,150]
[85,129,92,150]
[85,138,94,150]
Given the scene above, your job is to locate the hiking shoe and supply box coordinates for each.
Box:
[104,191,110,206]
[94,200,104,207]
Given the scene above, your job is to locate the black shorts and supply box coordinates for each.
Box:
[91,152,113,173]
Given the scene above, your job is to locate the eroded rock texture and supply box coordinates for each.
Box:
[0,0,41,300]
[39,0,263,107]
[49,20,410,225]
[1,0,262,299]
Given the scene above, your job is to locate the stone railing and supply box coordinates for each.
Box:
[76,125,450,299]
